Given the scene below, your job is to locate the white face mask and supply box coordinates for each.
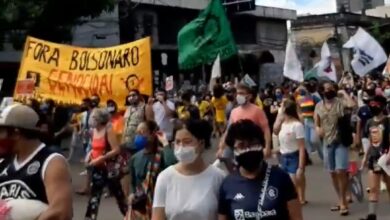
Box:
[384,89,390,98]
[107,106,116,113]
[174,146,198,164]
[236,95,247,105]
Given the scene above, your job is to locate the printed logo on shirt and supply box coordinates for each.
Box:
[233,209,277,219]
[0,180,37,200]
[233,193,245,201]
[234,209,245,220]
[0,168,8,177]
[27,161,40,176]
[266,186,278,200]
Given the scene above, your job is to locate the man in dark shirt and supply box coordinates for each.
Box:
[219,120,302,220]
[0,104,72,219]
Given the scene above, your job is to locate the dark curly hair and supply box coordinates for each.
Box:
[225,119,264,148]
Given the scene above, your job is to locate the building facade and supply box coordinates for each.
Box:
[124,0,296,89]
[291,11,389,75]
[0,0,296,97]
[336,0,384,12]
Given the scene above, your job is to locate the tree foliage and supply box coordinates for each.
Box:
[371,21,390,44]
[0,0,116,44]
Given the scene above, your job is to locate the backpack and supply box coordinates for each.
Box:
[337,112,354,147]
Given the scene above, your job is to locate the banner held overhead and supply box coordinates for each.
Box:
[15,36,153,105]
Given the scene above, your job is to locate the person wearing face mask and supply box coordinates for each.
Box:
[123,89,149,150]
[128,120,176,219]
[217,83,271,160]
[152,119,224,220]
[314,82,356,216]
[84,108,128,220]
[218,119,302,220]
[360,96,390,220]
[145,89,175,142]
[355,91,374,155]
[0,104,73,220]
[90,94,100,109]
[106,99,124,143]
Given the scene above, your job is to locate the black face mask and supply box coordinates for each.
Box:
[362,98,370,105]
[235,149,264,172]
[91,101,99,108]
[324,90,337,100]
[369,106,383,116]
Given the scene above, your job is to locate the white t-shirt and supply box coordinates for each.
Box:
[278,121,305,154]
[153,165,225,220]
[153,100,175,140]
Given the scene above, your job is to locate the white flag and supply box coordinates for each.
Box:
[343,27,387,76]
[241,74,256,87]
[382,55,390,76]
[283,39,303,82]
[317,42,337,82]
[209,55,221,91]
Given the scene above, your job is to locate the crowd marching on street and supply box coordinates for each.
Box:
[1,73,390,220]
[2,0,390,220]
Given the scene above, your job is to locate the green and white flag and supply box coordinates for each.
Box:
[178,0,237,70]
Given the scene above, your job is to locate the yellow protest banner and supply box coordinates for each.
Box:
[15,36,152,105]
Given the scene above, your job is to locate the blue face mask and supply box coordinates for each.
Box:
[134,135,148,150]
[40,104,49,113]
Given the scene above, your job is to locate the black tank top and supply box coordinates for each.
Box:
[0,144,58,204]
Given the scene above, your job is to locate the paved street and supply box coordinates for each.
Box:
[70,148,390,220]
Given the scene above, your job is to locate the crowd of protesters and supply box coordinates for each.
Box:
[0,71,390,220]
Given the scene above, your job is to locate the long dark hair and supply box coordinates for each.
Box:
[283,98,300,121]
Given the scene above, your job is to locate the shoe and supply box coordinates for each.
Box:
[360,214,377,220]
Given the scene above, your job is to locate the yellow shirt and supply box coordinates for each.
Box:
[177,106,190,121]
[198,100,211,119]
[255,97,263,110]
[211,96,228,123]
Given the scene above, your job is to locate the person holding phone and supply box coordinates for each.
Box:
[146,89,175,142]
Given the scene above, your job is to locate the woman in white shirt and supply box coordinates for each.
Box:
[152,119,225,220]
[274,98,307,205]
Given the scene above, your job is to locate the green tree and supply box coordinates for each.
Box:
[371,21,390,44]
[0,0,116,47]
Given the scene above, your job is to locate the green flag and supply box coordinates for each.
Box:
[178,0,237,70]
[304,66,319,81]
[304,65,333,81]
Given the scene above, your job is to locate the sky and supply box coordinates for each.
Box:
[256,0,390,15]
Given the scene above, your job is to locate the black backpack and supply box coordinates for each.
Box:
[337,112,354,147]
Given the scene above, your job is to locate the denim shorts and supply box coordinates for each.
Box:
[323,142,349,171]
[280,151,299,174]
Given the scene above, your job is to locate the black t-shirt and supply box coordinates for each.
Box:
[358,105,372,131]
[0,145,57,204]
[218,163,297,220]
[364,116,390,153]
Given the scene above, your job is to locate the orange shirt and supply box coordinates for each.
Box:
[230,103,269,132]
[90,136,106,160]
[111,113,124,135]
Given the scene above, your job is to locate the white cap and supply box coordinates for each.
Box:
[0,104,40,131]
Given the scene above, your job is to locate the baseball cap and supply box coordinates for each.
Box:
[0,104,40,131]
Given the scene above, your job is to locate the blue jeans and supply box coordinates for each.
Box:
[323,142,349,172]
[280,151,299,174]
[304,119,323,160]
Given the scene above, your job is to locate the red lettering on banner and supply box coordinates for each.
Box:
[47,69,114,99]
